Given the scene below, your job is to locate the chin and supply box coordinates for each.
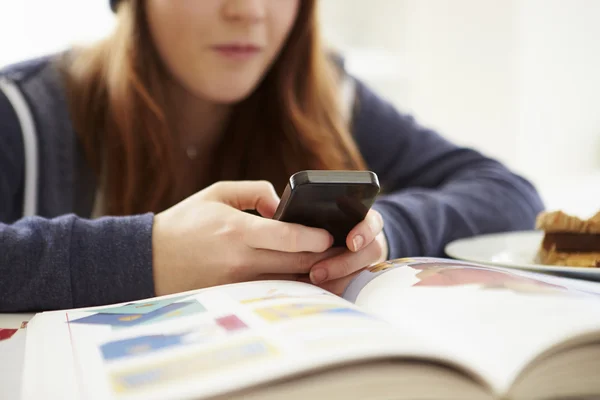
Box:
[198,78,264,105]
[208,90,254,105]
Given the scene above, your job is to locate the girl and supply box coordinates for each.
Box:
[0,0,544,312]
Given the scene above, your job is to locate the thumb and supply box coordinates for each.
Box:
[206,181,280,216]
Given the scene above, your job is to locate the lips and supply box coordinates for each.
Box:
[212,44,262,60]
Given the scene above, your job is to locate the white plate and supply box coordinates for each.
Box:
[445,230,600,281]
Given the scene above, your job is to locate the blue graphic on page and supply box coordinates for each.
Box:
[90,294,192,315]
[137,301,207,326]
[101,333,188,361]
[70,302,192,328]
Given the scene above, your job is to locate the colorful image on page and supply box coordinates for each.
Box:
[0,328,17,342]
[367,258,419,273]
[100,315,248,362]
[108,338,277,396]
[344,257,600,303]
[69,300,207,329]
[408,263,579,295]
[343,258,434,302]
[90,294,194,315]
[254,302,367,322]
[136,301,207,326]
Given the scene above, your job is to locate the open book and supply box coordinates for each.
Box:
[21,257,600,400]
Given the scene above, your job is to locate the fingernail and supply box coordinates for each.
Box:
[352,235,364,251]
[369,213,384,233]
[310,268,327,284]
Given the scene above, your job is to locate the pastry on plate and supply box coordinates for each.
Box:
[535,210,600,268]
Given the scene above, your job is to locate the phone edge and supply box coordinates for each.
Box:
[290,170,380,188]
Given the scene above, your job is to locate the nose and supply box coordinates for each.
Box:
[223,0,266,23]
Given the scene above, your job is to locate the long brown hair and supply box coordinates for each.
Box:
[64,0,366,216]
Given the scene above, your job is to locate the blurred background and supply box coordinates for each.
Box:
[1,0,598,215]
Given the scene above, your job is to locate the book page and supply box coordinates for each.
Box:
[351,258,600,395]
[23,280,436,400]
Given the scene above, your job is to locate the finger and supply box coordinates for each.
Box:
[206,181,280,216]
[244,216,333,253]
[377,231,390,261]
[346,209,384,252]
[310,238,383,284]
[250,247,343,276]
[252,273,303,282]
[316,268,366,296]
[296,275,312,284]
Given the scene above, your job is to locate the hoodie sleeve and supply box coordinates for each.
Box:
[0,84,156,312]
[350,78,545,260]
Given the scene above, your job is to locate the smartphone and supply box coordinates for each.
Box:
[273,170,380,247]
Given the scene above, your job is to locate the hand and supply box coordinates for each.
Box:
[306,210,388,295]
[152,181,336,296]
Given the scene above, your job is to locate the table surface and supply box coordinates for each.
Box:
[0,313,34,400]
